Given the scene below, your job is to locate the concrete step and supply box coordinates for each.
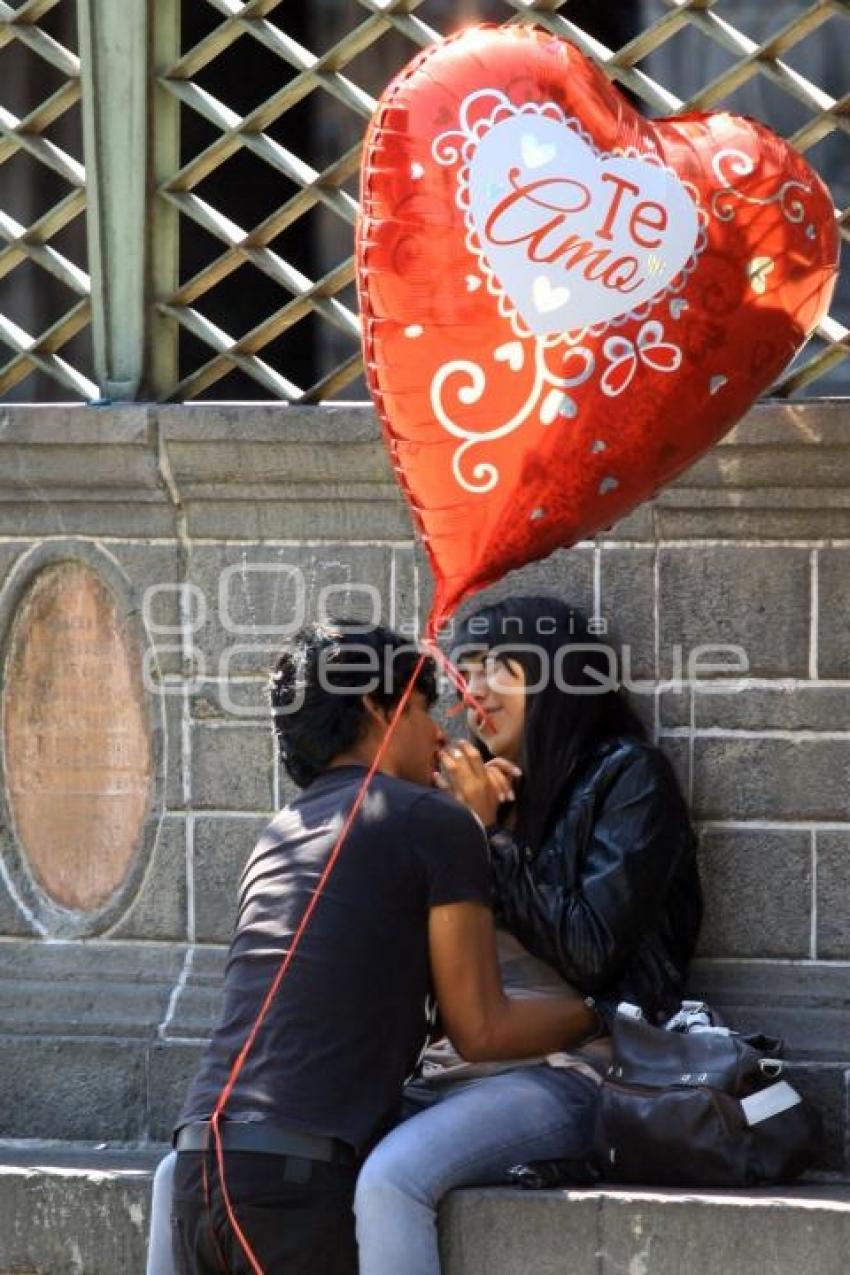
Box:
[442,1183,850,1275]
[0,1143,162,1274]
[1,1143,849,1275]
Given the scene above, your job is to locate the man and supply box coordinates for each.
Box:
[170,620,597,1274]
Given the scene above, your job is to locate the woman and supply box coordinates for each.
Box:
[147,595,701,1275]
[352,595,702,1275]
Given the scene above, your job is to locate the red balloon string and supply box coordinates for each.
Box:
[200,1147,228,1273]
[207,652,430,1274]
[421,637,494,734]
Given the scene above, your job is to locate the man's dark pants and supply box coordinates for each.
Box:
[172,1150,359,1274]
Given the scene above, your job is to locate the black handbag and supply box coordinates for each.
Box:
[509,1002,822,1190]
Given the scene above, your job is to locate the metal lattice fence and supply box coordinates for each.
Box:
[1,0,848,402]
[0,0,94,399]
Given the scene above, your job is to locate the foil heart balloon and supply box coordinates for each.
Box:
[356,26,839,629]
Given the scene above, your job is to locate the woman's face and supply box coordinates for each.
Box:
[461,651,526,764]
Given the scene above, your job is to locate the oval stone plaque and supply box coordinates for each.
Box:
[3,562,152,912]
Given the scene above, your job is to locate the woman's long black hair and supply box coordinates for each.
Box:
[452,595,646,854]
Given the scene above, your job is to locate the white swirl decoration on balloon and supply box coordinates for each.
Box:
[427,87,702,492]
[432,88,525,166]
[711,148,811,224]
[430,339,594,494]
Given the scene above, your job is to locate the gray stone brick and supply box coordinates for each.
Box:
[817,831,850,959]
[0,540,28,588]
[722,400,848,447]
[158,405,413,540]
[451,545,595,644]
[507,544,596,615]
[414,541,436,632]
[0,1152,155,1275]
[193,816,268,943]
[156,402,381,447]
[602,501,654,540]
[191,723,275,811]
[187,542,395,673]
[279,765,300,808]
[107,817,188,943]
[818,548,850,678]
[688,958,850,1061]
[148,1040,206,1141]
[679,443,850,490]
[0,1037,148,1140]
[441,1189,599,1275]
[657,735,691,802]
[0,501,179,537]
[1,442,158,491]
[690,685,850,732]
[0,941,183,1041]
[599,1190,850,1275]
[656,505,850,541]
[187,498,412,541]
[599,544,656,680]
[191,678,271,724]
[658,686,691,728]
[696,827,811,958]
[163,945,226,1039]
[692,737,850,820]
[159,408,388,480]
[390,543,419,637]
[658,545,810,678]
[0,826,37,937]
[110,541,185,676]
[0,404,154,446]
[783,1063,847,1175]
[162,690,188,809]
[625,686,657,739]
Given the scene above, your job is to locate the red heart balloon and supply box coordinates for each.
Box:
[356,26,839,630]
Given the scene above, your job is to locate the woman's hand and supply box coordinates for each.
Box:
[437,740,521,826]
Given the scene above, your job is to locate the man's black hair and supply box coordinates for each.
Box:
[269,619,438,788]
[452,595,648,854]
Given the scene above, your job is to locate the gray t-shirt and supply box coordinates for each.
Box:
[418,930,611,1085]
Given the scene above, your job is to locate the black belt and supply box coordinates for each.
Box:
[175,1121,356,1165]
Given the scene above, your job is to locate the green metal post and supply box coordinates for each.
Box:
[147,0,180,400]
[77,0,149,401]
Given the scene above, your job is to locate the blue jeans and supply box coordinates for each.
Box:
[354,1065,599,1275]
[147,1151,177,1275]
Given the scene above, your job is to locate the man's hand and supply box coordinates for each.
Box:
[436,740,522,826]
[428,900,596,1063]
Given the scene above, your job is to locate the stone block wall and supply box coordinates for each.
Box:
[0,402,848,1172]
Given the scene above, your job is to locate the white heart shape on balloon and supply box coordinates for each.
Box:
[467,112,702,336]
[494,340,525,371]
[533,275,570,314]
[521,132,556,170]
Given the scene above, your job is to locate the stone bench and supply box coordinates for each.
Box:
[2,1143,849,1275]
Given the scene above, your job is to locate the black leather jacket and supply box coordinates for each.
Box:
[488,736,703,1026]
